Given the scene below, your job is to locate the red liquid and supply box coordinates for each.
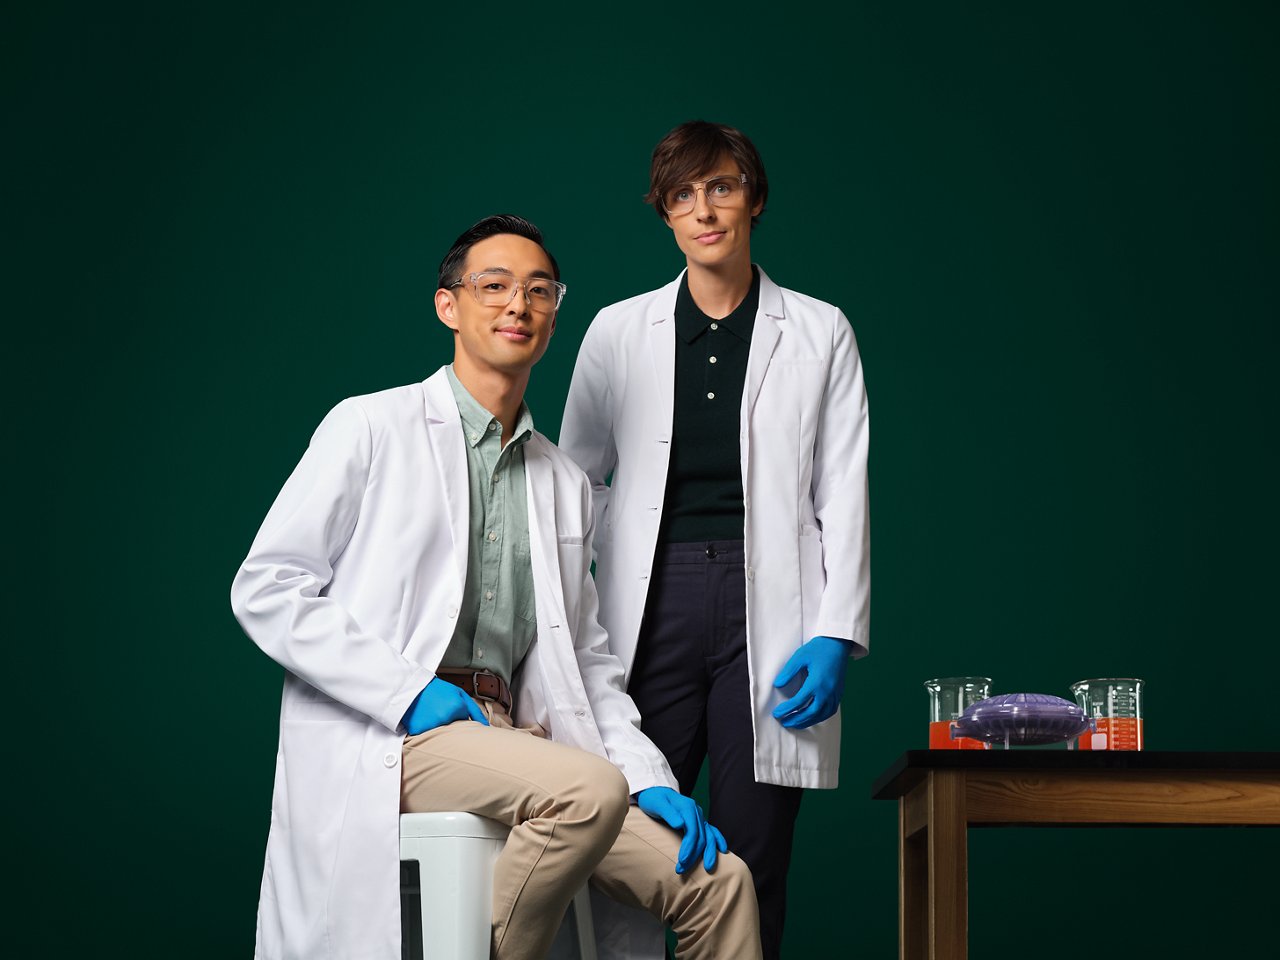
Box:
[1077,717,1144,751]
[929,720,989,750]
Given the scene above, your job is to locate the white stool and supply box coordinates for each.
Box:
[399,812,597,960]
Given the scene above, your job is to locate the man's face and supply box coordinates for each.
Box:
[435,234,558,380]
[663,154,763,271]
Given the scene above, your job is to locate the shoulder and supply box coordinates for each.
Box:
[587,276,681,331]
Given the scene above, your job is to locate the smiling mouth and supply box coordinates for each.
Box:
[496,326,533,341]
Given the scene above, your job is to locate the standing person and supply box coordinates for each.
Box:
[231,215,761,960]
[559,122,871,959]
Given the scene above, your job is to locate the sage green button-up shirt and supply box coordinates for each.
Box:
[438,366,536,685]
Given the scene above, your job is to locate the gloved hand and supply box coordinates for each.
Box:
[771,635,854,729]
[401,677,490,735]
[635,786,727,875]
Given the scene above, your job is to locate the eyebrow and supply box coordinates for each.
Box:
[475,267,554,281]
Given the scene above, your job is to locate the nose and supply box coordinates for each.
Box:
[506,282,531,316]
[692,186,716,220]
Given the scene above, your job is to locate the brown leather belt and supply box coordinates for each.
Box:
[436,668,512,712]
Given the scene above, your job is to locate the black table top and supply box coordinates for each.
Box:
[871,750,1280,800]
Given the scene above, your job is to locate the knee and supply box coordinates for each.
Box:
[709,851,756,907]
[563,753,630,837]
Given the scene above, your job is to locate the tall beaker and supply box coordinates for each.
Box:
[1069,678,1145,750]
[924,677,992,750]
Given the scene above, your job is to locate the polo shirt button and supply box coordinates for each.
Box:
[710,322,719,330]
[707,392,715,400]
[383,752,398,768]
[709,356,717,364]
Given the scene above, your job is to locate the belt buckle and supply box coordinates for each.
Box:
[471,672,486,701]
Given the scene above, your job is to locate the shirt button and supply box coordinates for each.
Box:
[383,752,399,768]
[710,322,719,330]
[485,590,494,600]
[488,531,497,542]
[489,423,498,431]
[477,650,485,659]
[470,434,479,442]
[709,356,717,364]
[707,392,715,400]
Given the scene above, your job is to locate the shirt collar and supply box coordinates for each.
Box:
[446,365,534,448]
[674,266,761,345]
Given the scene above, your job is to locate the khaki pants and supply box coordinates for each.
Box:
[401,702,762,960]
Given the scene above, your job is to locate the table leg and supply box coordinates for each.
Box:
[927,770,968,959]
[900,794,928,960]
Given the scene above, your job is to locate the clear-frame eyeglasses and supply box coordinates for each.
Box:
[662,174,750,216]
[448,272,567,312]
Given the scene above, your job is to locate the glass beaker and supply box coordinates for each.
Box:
[1069,678,1144,750]
[924,677,992,750]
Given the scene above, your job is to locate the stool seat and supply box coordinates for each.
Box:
[399,812,597,960]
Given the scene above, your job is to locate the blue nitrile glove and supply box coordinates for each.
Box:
[635,786,727,875]
[401,677,490,735]
[771,635,855,730]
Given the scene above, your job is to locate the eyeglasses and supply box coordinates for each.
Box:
[448,272,567,312]
[662,174,750,217]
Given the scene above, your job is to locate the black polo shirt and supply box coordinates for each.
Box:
[659,268,760,544]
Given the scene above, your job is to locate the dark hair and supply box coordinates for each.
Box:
[436,214,560,291]
[644,121,769,228]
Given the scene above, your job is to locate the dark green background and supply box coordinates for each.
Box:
[12,1,1278,955]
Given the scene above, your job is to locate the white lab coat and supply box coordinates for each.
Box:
[231,368,677,960]
[560,267,870,790]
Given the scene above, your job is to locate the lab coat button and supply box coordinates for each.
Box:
[383,752,399,768]
[747,567,755,581]
[575,708,587,719]
[448,606,458,618]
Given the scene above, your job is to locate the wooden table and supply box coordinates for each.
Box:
[871,751,1280,959]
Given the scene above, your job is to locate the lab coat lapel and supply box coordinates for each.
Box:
[523,444,566,630]
[422,371,469,592]
[743,267,785,419]
[646,274,682,443]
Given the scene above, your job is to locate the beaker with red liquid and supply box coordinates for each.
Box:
[924,677,992,750]
[1069,678,1144,750]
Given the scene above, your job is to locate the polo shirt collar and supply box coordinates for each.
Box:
[674,266,761,344]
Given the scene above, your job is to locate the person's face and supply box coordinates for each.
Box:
[662,154,763,271]
[434,234,558,379]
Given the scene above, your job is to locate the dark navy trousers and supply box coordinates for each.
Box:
[627,540,803,960]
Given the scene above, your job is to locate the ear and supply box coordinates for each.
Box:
[750,196,764,218]
[435,288,460,333]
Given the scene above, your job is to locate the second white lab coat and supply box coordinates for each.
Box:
[560,267,870,790]
[231,368,677,960]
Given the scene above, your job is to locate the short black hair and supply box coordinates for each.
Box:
[436,214,560,291]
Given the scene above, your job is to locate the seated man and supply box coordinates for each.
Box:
[230,214,761,960]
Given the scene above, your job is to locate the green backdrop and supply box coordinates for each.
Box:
[12,1,1277,955]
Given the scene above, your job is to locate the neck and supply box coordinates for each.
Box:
[685,258,754,320]
[451,358,528,445]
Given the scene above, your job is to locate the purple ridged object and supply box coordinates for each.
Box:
[951,693,1093,746]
